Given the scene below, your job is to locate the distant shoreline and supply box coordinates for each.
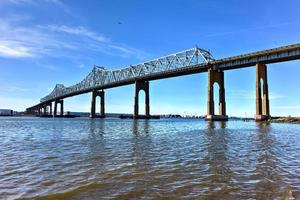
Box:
[2,114,300,124]
[270,117,300,124]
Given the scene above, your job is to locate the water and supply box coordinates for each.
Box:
[0,117,299,200]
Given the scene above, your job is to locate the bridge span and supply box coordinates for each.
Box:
[26,43,300,121]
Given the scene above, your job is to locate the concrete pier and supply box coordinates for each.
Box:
[49,103,52,115]
[90,90,105,118]
[206,68,228,121]
[255,63,270,121]
[54,99,64,117]
[134,80,150,118]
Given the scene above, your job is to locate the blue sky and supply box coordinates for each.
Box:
[0,0,299,117]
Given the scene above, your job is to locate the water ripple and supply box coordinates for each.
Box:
[0,117,299,199]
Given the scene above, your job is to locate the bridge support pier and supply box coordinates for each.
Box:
[49,103,52,116]
[90,90,105,118]
[43,105,47,115]
[205,69,228,121]
[255,63,270,121]
[54,99,64,117]
[134,80,150,119]
[41,103,52,116]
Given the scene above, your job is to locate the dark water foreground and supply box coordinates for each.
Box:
[0,117,299,200]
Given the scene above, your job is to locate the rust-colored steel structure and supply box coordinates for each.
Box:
[26,43,300,121]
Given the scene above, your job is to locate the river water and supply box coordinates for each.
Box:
[0,117,299,200]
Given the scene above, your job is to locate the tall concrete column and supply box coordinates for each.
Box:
[255,63,270,121]
[54,99,64,117]
[90,90,105,118]
[206,69,228,121]
[43,105,47,115]
[60,100,64,116]
[49,103,52,116]
[219,71,226,116]
[54,101,57,116]
[90,93,95,118]
[100,91,105,117]
[256,65,262,116]
[207,69,214,116]
[134,80,150,118]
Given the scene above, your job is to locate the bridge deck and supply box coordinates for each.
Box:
[27,43,300,110]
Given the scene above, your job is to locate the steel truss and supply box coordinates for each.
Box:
[41,47,214,102]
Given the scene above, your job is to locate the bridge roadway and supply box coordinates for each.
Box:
[27,43,300,121]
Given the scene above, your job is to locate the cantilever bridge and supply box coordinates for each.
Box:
[27,43,300,121]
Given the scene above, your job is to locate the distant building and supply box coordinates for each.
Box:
[0,109,13,116]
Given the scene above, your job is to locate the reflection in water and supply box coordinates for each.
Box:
[206,121,227,129]
[132,119,150,136]
[0,117,299,199]
[206,120,216,129]
[204,122,234,198]
[253,123,295,199]
[87,119,105,154]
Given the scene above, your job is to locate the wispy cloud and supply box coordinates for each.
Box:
[0,18,79,58]
[0,0,73,17]
[0,0,147,60]
[0,18,147,60]
[40,25,109,43]
[0,44,33,58]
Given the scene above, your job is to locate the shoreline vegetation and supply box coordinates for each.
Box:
[1,112,300,124]
[270,117,300,124]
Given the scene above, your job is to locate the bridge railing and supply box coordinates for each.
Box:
[40,47,214,103]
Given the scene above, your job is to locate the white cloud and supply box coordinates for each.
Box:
[0,0,148,61]
[41,25,109,43]
[0,44,33,58]
[0,0,73,17]
[0,19,78,58]
[40,25,147,59]
[0,18,146,60]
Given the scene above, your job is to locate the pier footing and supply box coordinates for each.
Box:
[255,115,270,122]
[205,115,228,121]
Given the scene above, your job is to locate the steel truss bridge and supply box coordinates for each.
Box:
[40,47,214,103]
[27,43,300,121]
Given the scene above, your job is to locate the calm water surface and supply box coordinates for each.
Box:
[0,117,299,200]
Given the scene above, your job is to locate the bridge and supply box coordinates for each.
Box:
[26,43,300,121]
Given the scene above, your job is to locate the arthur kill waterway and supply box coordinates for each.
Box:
[0,117,299,199]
